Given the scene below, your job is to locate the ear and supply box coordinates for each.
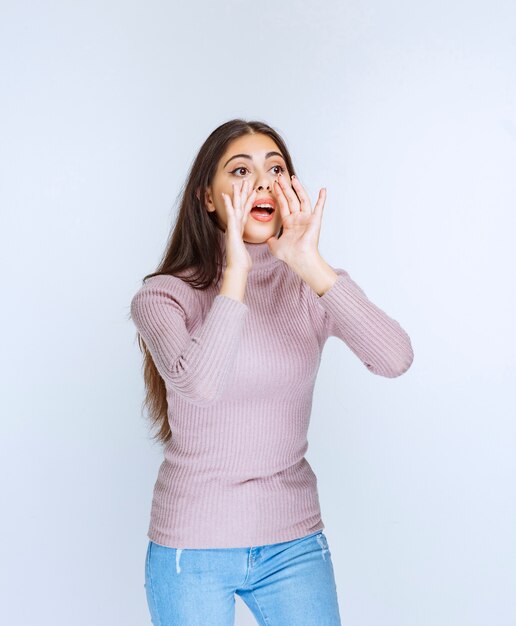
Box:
[202,186,216,213]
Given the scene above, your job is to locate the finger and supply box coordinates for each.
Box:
[290,175,312,213]
[239,179,250,212]
[243,180,253,215]
[244,185,257,212]
[246,179,255,203]
[242,179,251,209]
[233,181,243,213]
[277,173,300,212]
[312,188,326,223]
[273,179,291,220]
[243,188,257,226]
[221,191,235,224]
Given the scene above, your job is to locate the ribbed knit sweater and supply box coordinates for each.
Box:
[130,229,414,549]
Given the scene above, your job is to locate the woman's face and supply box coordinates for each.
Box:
[203,133,292,243]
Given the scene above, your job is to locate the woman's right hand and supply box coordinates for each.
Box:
[221,179,257,273]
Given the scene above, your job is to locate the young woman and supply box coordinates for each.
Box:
[130,119,414,625]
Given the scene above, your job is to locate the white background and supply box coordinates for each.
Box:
[1,1,515,624]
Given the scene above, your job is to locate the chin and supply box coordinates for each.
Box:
[244,223,280,243]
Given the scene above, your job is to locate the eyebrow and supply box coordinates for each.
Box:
[223,151,285,169]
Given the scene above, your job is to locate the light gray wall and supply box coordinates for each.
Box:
[1,1,515,624]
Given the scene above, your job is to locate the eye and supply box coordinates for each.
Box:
[229,165,286,176]
[229,166,250,176]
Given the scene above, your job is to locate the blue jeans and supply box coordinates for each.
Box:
[144,530,342,625]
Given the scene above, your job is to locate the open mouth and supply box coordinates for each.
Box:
[250,205,275,221]
[250,196,276,221]
[251,206,275,215]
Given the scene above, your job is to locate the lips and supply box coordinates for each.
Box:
[252,196,275,210]
[250,209,275,222]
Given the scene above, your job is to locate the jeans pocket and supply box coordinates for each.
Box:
[315,532,332,558]
[145,542,164,625]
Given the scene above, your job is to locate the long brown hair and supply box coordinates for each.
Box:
[130,118,297,445]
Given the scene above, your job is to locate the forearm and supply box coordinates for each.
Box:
[219,266,250,303]
[130,275,249,405]
[294,257,414,377]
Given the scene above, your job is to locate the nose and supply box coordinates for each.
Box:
[254,173,279,193]
[255,171,278,194]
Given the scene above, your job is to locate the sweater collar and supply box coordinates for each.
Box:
[215,227,282,272]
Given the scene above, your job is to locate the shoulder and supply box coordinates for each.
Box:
[137,271,193,291]
[130,272,200,323]
[132,272,194,298]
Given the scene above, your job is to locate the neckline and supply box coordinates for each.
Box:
[215,227,282,272]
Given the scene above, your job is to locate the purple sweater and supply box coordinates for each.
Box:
[130,230,414,548]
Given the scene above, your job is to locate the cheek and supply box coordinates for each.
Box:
[216,193,228,214]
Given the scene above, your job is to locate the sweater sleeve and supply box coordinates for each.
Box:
[130,275,249,406]
[313,267,414,378]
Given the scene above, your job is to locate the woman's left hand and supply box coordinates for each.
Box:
[266,173,327,267]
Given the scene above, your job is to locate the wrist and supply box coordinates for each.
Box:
[224,264,251,277]
[288,251,323,275]
[291,254,338,296]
